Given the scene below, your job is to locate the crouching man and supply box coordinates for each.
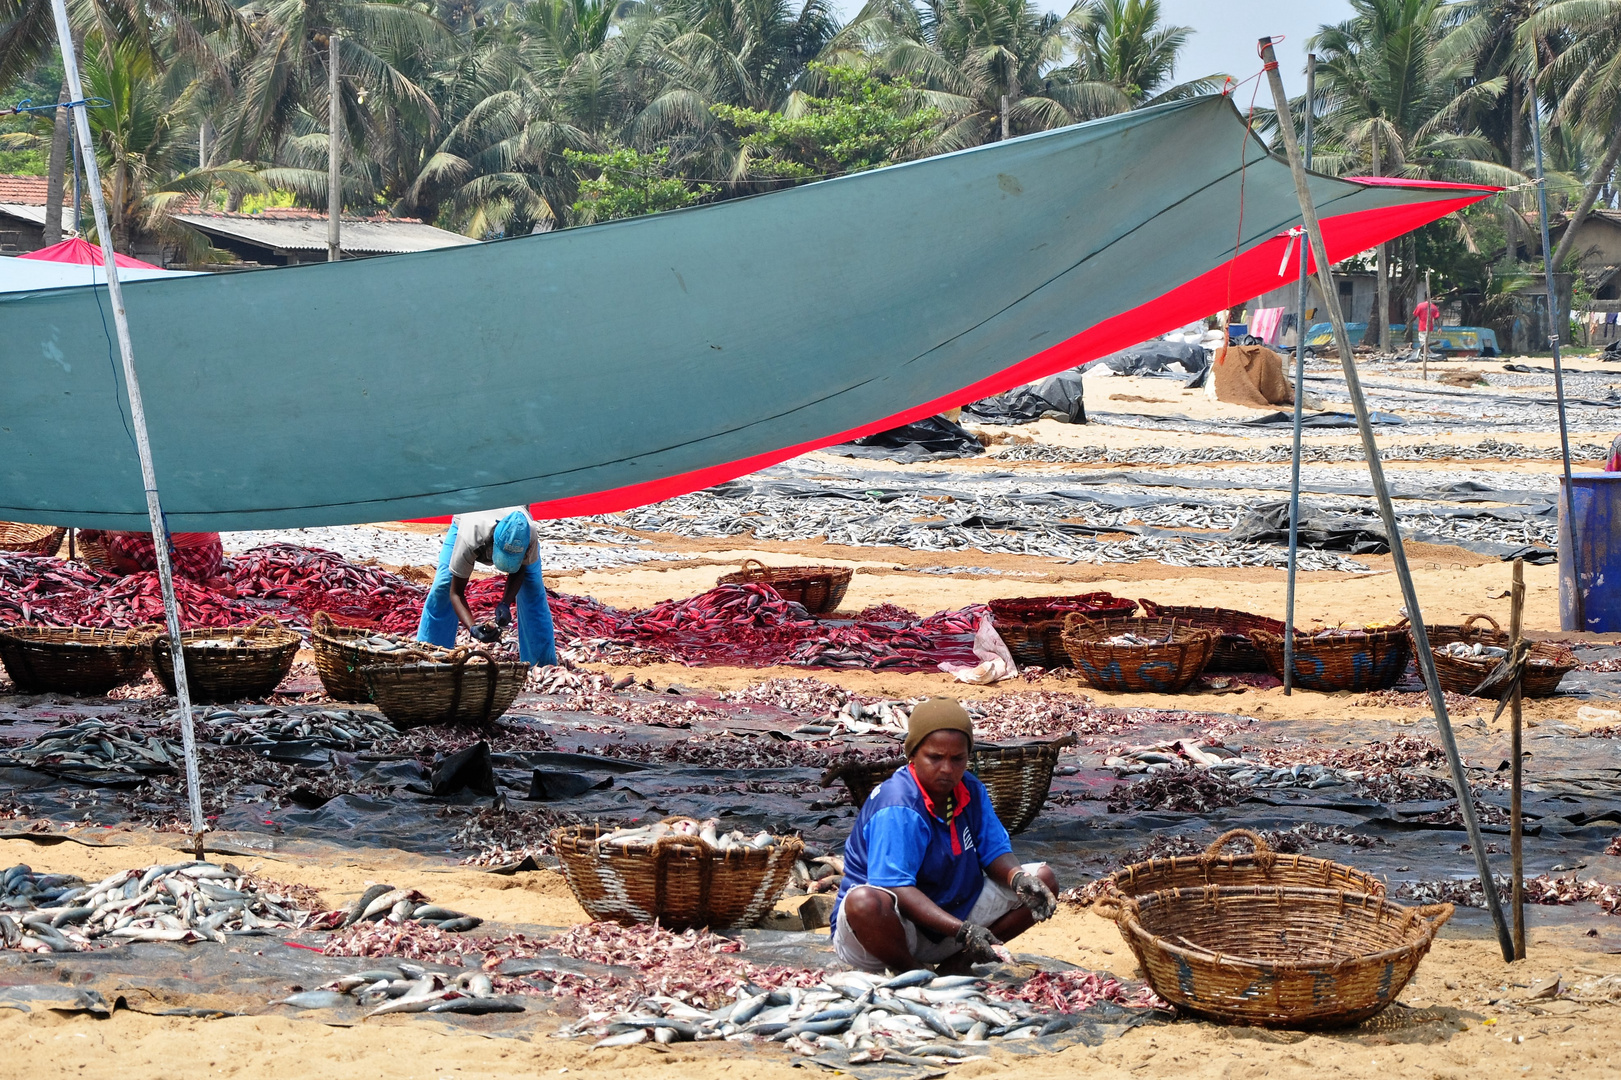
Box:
[830,697,1059,972]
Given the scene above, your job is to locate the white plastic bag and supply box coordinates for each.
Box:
[938,613,1018,684]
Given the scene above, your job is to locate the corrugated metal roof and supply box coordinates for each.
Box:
[172,213,477,254]
[0,202,74,232]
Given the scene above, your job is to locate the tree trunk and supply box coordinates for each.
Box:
[42,81,71,246]
[1549,119,1621,272]
[1372,127,1389,349]
[1506,73,1521,264]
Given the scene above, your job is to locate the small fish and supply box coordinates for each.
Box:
[880,969,935,990]
[273,991,352,1010]
[592,1028,649,1049]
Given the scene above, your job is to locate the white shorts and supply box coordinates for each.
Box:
[831,865,1041,973]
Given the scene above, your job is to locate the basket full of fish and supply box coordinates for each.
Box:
[988,592,1136,668]
[1135,600,1285,673]
[551,818,802,931]
[363,645,527,727]
[1420,614,1575,698]
[0,625,152,696]
[146,616,303,703]
[1250,623,1412,692]
[1060,615,1217,693]
[310,611,430,702]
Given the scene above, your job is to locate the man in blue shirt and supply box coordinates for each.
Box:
[832,698,1059,973]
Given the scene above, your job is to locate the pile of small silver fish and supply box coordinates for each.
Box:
[560,967,1085,1062]
[305,882,483,933]
[202,706,401,752]
[1,719,179,775]
[0,861,302,951]
[1104,740,1358,790]
[793,697,913,737]
[994,438,1607,467]
[1440,641,1509,660]
[274,965,525,1017]
[592,818,781,852]
[1102,632,1169,647]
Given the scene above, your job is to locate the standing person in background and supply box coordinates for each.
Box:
[1414,293,1441,380]
[417,506,558,665]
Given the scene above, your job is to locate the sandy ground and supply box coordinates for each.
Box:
[0,834,1616,1079]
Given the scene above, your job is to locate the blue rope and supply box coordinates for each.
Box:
[3,96,111,116]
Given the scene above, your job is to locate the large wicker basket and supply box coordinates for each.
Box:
[1060,615,1217,693]
[1093,830,1386,920]
[310,611,422,702]
[1250,626,1412,693]
[989,593,1136,668]
[715,559,852,615]
[551,824,803,930]
[0,626,151,695]
[0,523,67,557]
[1115,885,1452,1028]
[819,735,1076,834]
[363,646,527,727]
[147,617,302,703]
[1420,614,1575,698]
[1137,600,1285,673]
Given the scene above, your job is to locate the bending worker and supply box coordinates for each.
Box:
[417,506,558,666]
[831,698,1058,972]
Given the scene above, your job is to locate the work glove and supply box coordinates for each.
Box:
[1010,870,1057,922]
[470,621,501,644]
[954,921,1003,965]
[494,601,512,629]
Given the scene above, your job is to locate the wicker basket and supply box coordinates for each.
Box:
[147,616,302,703]
[1093,830,1386,921]
[819,735,1077,834]
[1250,627,1412,692]
[1420,614,1576,698]
[1115,885,1452,1028]
[0,626,151,695]
[1137,600,1285,673]
[0,522,66,557]
[551,824,803,930]
[988,593,1137,668]
[1060,615,1217,693]
[363,646,527,727]
[310,611,425,702]
[715,559,852,615]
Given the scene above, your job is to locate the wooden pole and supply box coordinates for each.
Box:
[328,32,342,263]
[1283,53,1317,696]
[1422,269,1431,382]
[48,0,208,856]
[1509,557,1526,960]
[1260,36,1516,962]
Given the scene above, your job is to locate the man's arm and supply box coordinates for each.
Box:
[892,885,965,941]
[447,575,478,631]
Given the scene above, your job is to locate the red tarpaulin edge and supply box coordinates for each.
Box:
[16,236,163,269]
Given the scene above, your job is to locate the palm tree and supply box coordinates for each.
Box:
[1311,0,1516,348]
[1063,0,1221,108]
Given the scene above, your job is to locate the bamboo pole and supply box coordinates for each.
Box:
[1509,557,1526,960]
[328,32,342,263]
[1283,53,1316,696]
[48,0,208,857]
[1260,36,1516,961]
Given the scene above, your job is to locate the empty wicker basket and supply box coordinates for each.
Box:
[364,646,527,727]
[1420,614,1575,698]
[310,611,426,702]
[1250,626,1413,693]
[147,617,302,703]
[1115,885,1452,1028]
[989,593,1137,668]
[819,735,1077,834]
[1060,615,1217,693]
[0,523,67,557]
[551,824,802,930]
[0,626,151,695]
[1137,600,1285,673]
[1093,829,1386,921]
[715,559,852,615]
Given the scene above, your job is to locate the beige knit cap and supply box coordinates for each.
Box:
[904,697,975,757]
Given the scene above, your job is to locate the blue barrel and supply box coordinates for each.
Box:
[1560,473,1621,631]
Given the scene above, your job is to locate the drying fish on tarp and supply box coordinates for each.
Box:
[1,720,180,776]
[589,817,782,851]
[203,706,401,753]
[285,967,525,1016]
[302,882,483,933]
[0,861,313,951]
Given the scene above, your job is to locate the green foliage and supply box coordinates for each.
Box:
[711,65,937,181]
[563,147,714,224]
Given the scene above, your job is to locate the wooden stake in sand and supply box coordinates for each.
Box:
[1259,36,1515,962]
[48,0,208,857]
[1510,556,1526,959]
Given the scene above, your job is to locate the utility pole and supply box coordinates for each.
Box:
[328,32,342,263]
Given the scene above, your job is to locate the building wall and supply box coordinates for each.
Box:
[1558,216,1621,271]
[0,213,47,254]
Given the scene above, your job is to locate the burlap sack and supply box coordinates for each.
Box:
[1212,343,1294,409]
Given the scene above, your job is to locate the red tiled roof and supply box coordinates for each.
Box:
[0,174,50,205]
[181,207,424,224]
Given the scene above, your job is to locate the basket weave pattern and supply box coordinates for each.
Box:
[0,523,67,557]
[1137,600,1284,673]
[989,593,1136,668]
[0,626,151,695]
[147,617,302,703]
[1116,885,1452,1028]
[364,646,527,727]
[715,559,852,615]
[1250,627,1412,692]
[1419,614,1575,698]
[1060,615,1216,693]
[551,824,802,930]
[310,611,403,702]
